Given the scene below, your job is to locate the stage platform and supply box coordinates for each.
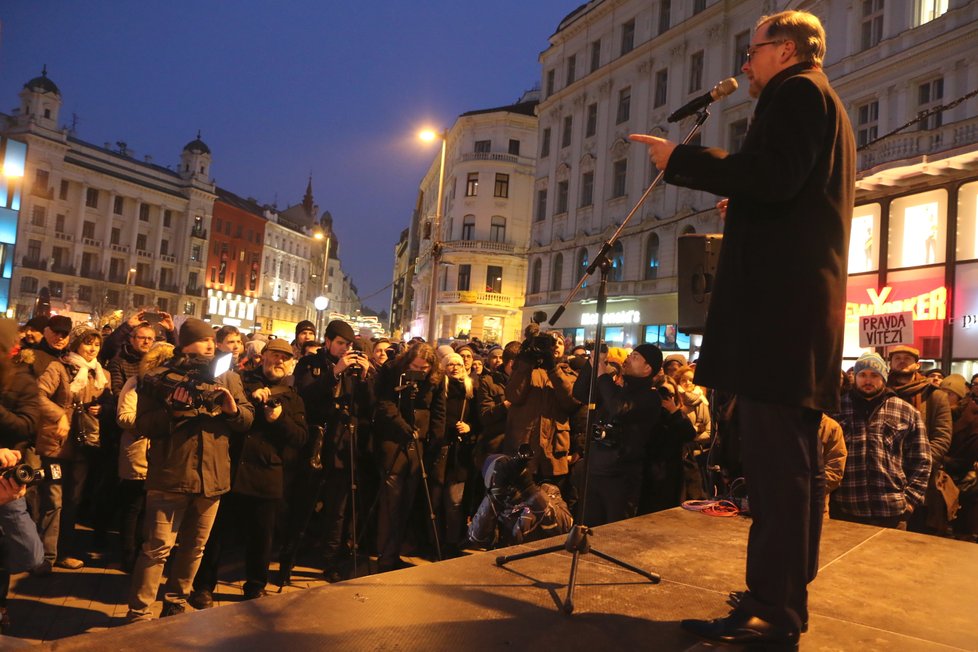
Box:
[43,508,978,651]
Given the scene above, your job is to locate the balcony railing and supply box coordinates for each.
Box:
[51,263,76,276]
[20,256,48,271]
[30,185,54,200]
[54,232,73,243]
[858,114,978,174]
[82,237,102,247]
[460,152,525,164]
[136,249,154,260]
[160,254,176,264]
[80,268,103,281]
[110,243,130,253]
[190,227,207,239]
[159,282,181,294]
[442,239,518,255]
[437,290,516,307]
[185,285,203,297]
[107,272,128,284]
[135,277,156,290]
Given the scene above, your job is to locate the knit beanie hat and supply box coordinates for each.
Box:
[632,343,664,373]
[179,318,214,348]
[606,347,627,367]
[854,352,888,382]
[663,353,687,368]
[295,320,316,338]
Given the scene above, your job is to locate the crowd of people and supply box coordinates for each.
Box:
[0,306,976,634]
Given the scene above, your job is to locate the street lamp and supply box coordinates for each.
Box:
[420,128,447,344]
[126,267,136,308]
[314,295,329,336]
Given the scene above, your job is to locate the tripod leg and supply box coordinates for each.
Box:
[588,548,661,583]
[563,550,582,614]
[413,436,442,561]
[495,542,565,566]
[349,422,358,579]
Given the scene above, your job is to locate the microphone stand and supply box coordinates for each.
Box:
[496,108,713,614]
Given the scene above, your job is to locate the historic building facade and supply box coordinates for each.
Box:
[409,93,538,344]
[2,69,213,323]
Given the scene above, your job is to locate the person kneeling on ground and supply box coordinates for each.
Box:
[466,448,572,549]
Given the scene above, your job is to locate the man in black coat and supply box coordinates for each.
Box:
[631,10,854,649]
[579,344,663,526]
[284,320,373,583]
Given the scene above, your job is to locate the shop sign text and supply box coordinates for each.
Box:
[845,285,946,322]
[581,310,641,326]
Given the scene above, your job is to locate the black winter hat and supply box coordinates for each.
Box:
[179,318,214,348]
[632,343,663,373]
[295,320,316,337]
[324,319,355,342]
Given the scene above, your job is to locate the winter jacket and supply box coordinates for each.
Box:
[504,359,581,478]
[136,355,254,497]
[233,367,308,498]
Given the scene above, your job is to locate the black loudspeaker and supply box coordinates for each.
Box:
[677,234,722,335]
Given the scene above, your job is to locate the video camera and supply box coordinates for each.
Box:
[141,353,233,416]
[520,311,558,369]
[2,461,62,487]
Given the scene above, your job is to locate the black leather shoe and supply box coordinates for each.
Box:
[681,611,800,650]
[189,589,213,610]
[728,591,809,633]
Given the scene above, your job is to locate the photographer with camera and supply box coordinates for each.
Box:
[467,448,572,548]
[126,318,253,622]
[373,343,445,572]
[575,344,664,525]
[192,338,307,606]
[504,325,581,484]
[0,320,44,632]
[99,309,176,364]
[282,320,373,583]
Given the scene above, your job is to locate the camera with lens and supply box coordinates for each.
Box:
[346,350,366,375]
[264,397,282,409]
[2,462,62,487]
[141,353,232,417]
[591,419,621,448]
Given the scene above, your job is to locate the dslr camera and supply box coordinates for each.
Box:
[2,461,62,487]
[141,353,233,417]
[592,419,621,448]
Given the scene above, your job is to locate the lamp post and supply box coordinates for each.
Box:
[126,266,136,308]
[312,227,333,332]
[420,129,447,344]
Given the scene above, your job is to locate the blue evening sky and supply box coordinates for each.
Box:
[0,1,576,312]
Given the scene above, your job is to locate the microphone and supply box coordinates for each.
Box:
[667,78,739,123]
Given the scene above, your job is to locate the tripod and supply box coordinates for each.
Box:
[496,108,713,614]
[365,377,443,569]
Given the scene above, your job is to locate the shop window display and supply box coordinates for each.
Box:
[887,189,947,269]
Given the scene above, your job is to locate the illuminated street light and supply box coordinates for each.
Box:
[420,128,447,343]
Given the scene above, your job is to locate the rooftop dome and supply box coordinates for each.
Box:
[23,65,60,96]
[182,130,211,155]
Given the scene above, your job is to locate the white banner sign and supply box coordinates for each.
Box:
[858,310,915,348]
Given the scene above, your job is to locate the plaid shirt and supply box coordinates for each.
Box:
[831,390,931,519]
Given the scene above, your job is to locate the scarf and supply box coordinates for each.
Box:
[65,352,109,395]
